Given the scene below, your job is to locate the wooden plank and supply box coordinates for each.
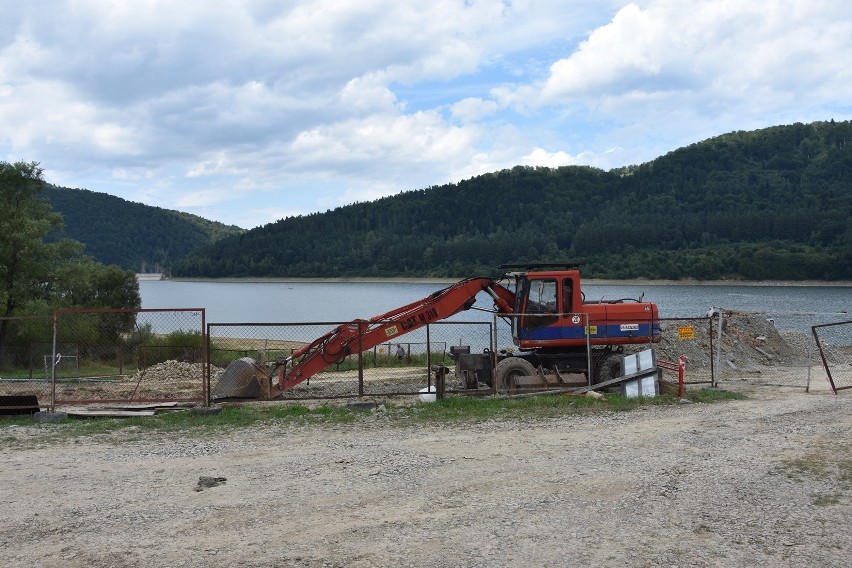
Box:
[100,402,190,411]
[65,409,157,417]
[568,368,660,394]
[0,395,41,415]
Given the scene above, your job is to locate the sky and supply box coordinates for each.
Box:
[2,1,851,229]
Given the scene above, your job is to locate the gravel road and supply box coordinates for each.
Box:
[2,381,850,568]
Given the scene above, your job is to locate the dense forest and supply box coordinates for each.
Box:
[172,120,852,280]
[43,186,244,271]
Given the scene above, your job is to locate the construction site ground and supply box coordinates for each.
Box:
[3,372,851,568]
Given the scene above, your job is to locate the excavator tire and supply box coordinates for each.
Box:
[212,357,270,400]
[592,354,623,385]
[495,357,536,392]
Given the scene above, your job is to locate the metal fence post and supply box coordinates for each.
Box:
[714,309,723,387]
[585,313,592,386]
[50,311,58,413]
[426,323,432,391]
[205,322,211,407]
[708,317,715,388]
[805,340,812,392]
[201,309,208,407]
[425,327,436,398]
[491,313,498,395]
[357,321,364,398]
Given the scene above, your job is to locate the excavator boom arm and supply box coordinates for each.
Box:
[273,277,511,395]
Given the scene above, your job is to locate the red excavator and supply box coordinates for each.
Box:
[212,264,660,399]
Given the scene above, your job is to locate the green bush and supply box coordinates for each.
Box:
[136,328,203,366]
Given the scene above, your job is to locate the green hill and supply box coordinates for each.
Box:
[172,120,852,281]
[43,186,244,272]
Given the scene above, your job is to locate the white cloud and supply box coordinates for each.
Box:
[186,152,243,178]
[2,1,851,229]
[450,97,501,123]
[0,79,142,158]
[339,76,401,113]
[289,110,478,172]
[538,0,852,112]
[521,147,584,168]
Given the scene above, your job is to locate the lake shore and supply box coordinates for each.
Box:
[166,276,852,287]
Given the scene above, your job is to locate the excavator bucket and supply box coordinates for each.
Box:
[212,357,271,400]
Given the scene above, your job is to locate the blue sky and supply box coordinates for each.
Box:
[2,1,851,229]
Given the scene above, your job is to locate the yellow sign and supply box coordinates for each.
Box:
[677,326,695,340]
[585,325,598,335]
[385,325,399,337]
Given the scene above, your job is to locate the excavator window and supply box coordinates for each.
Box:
[522,278,558,331]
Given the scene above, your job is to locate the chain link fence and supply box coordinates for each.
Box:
[205,314,720,401]
[7,304,845,410]
[656,317,715,386]
[0,316,55,409]
[207,320,493,400]
[0,309,206,409]
[711,309,825,391]
[812,319,852,393]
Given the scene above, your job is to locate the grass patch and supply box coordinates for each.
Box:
[812,494,841,506]
[403,387,743,423]
[1,404,360,448]
[776,440,852,506]
[2,387,743,446]
[781,456,831,480]
[687,388,747,403]
[779,448,852,484]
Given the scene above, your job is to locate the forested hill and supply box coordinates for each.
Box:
[43,186,244,272]
[172,119,850,280]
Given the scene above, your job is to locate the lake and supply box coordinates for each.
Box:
[138,279,850,332]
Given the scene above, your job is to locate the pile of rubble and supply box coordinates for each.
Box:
[132,361,225,385]
[656,311,807,370]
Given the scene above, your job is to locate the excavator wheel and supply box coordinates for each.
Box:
[495,357,536,392]
[592,354,623,385]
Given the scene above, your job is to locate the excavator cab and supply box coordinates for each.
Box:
[504,263,659,350]
[515,277,560,339]
[510,268,586,346]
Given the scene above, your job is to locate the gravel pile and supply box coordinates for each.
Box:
[657,311,806,370]
[130,361,224,384]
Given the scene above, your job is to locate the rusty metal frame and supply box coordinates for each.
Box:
[657,316,715,386]
[812,319,852,395]
[51,307,206,406]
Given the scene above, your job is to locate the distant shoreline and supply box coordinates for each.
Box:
[162,276,852,287]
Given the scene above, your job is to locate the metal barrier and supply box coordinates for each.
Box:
[656,317,714,385]
[812,319,852,394]
[658,356,687,397]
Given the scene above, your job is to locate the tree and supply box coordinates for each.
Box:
[0,162,60,346]
[0,161,141,352]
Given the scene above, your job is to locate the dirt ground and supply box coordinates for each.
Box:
[2,372,850,568]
